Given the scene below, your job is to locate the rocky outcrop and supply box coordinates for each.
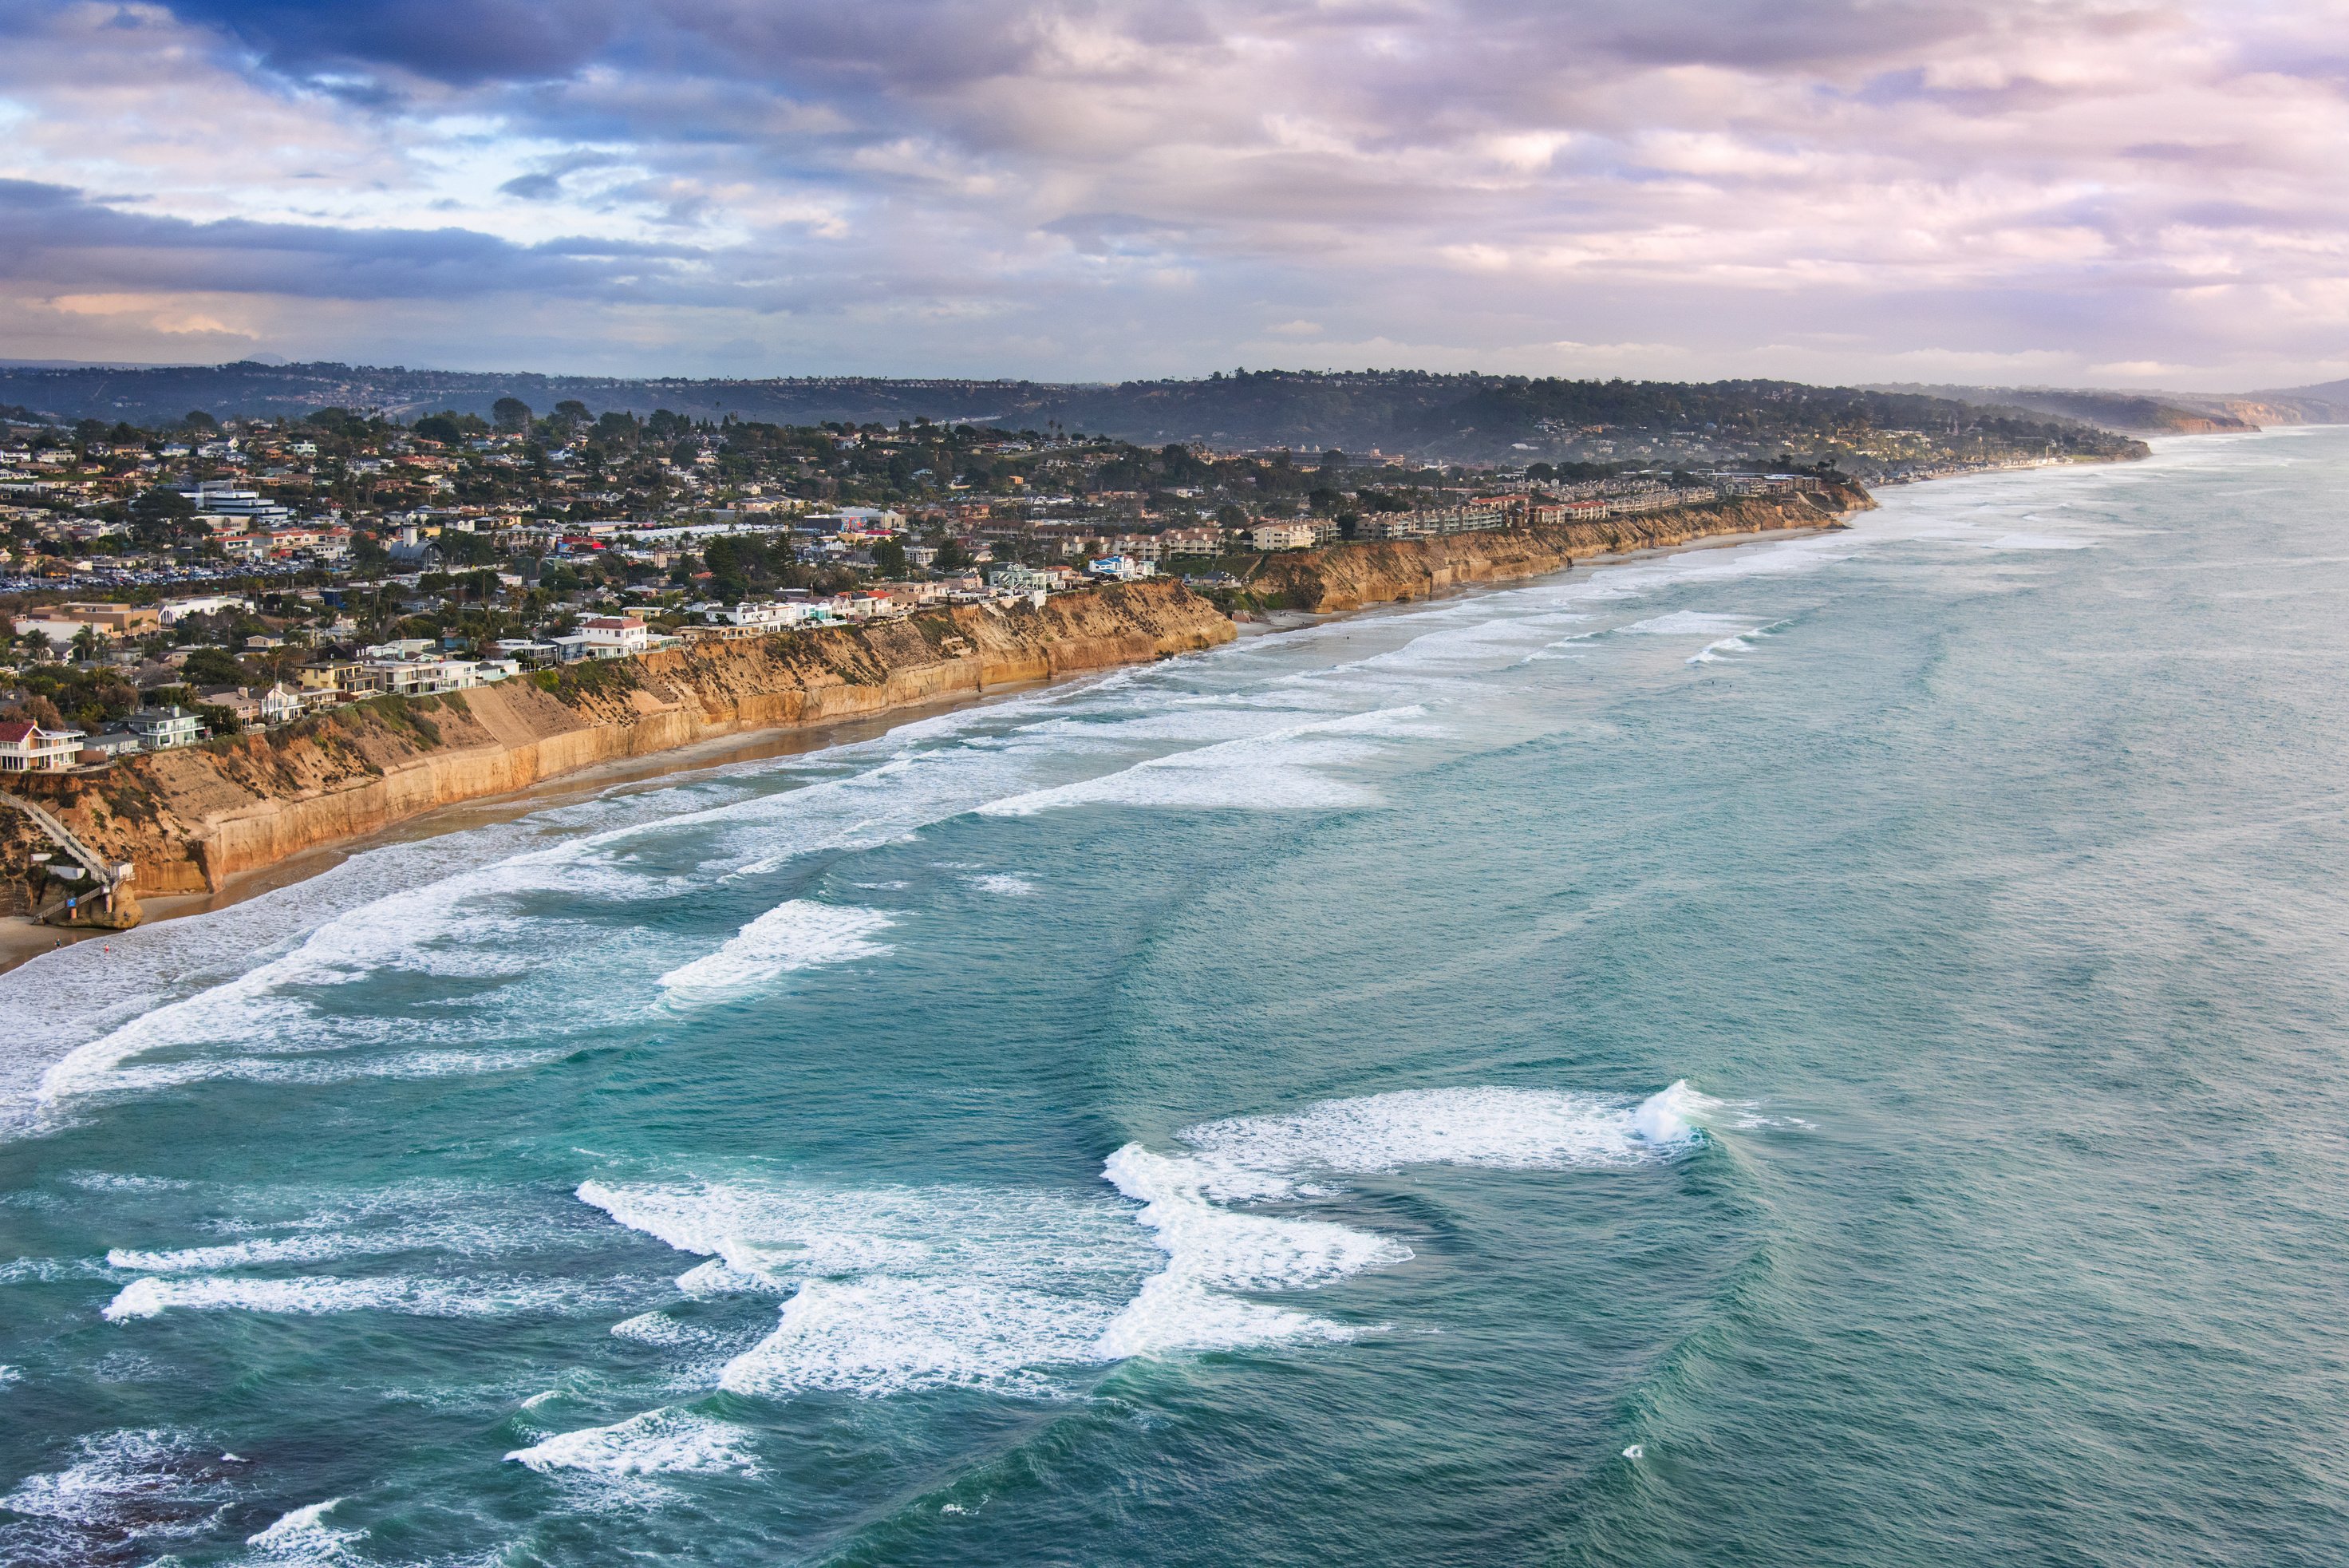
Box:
[1250,485,1869,613]
[0,580,1234,905]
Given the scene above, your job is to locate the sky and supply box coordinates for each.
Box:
[1,0,2345,389]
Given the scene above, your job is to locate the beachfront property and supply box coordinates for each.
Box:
[0,718,86,772]
[578,616,652,658]
[125,706,204,749]
[1248,519,1321,551]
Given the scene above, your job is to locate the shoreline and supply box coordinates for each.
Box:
[0,515,1849,977]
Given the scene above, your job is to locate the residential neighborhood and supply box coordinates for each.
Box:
[0,398,1862,771]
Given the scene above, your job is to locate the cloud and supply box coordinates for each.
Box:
[0,0,2341,385]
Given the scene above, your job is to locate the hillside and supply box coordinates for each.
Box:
[0,361,2141,474]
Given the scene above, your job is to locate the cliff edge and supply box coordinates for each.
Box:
[1248,484,1871,614]
[1,580,1234,906]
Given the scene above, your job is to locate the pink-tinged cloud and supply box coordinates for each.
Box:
[0,0,2344,387]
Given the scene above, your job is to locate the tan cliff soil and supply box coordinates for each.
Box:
[0,490,1868,926]
[1249,484,1873,614]
[0,580,1234,907]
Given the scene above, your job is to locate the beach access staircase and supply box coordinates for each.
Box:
[0,787,130,919]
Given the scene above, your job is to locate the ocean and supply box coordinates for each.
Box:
[3,429,2347,1566]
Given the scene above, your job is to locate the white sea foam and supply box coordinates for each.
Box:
[0,1428,233,1554]
[1630,1080,1716,1145]
[610,1309,725,1349]
[1688,637,1755,666]
[1621,611,1759,636]
[576,1082,1708,1401]
[719,1277,1119,1397]
[240,1497,365,1563]
[966,873,1036,897]
[0,1365,19,1390]
[101,1273,596,1322]
[580,1178,1155,1397]
[101,1047,566,1097]
[507,1408,760,1477]
[33,845,651,1108]
[975,708,1422,817]
[1985,532,2091,550]
[657,902,894,999]
[109,1233,361,1273]
[1178,1083,1711,1187]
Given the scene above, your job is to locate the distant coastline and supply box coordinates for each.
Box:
[0,487,1875,970]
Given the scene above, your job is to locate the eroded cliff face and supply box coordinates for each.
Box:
[1,580,1235,902]
[1251,486,1871,613]
[0,496,1866,914]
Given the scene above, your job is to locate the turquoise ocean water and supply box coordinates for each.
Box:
[4,430,2347,1565]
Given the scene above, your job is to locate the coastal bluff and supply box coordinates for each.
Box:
[0,487,1869,914]
[0,580,1233,904]
[1246,484,1872,614]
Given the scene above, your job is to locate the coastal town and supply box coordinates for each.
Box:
[0,400,1858,778]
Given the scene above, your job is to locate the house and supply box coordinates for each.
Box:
[0,719,86,772]
[299,660,372,696]
[259,684,305,725]
[197,687,263,725]
[1087,555,1158,582]
[126,706,204,749]
[77,729,143,764]
[989,563,1057,592]
[705,601,808,633]
[579,616,649,658]
[492,638,563,669]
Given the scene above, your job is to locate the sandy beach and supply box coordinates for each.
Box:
[0,523,1840,979]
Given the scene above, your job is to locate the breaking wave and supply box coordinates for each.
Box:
[573,1081,1711,1401]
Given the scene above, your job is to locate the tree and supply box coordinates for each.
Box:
[69,626,104,664]
[422,411,492,444]
[932,538,967,573]
[180,646,245,688]
[871,537,907,578]
[492,397,533,433]
[130,486,196,547]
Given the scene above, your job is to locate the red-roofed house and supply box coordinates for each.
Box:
[0,719,86,772]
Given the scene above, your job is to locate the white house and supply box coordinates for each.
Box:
[708,600,811,632]
[989,563,1057,592]
[0,719,86,772]
[126,706,204,750]
[259,684,305,725]
[579,616,650,658]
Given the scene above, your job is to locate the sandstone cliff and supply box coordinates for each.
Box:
[1,580,1234,904]
[1247,485,1870,614]
[0,490,1866,917]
